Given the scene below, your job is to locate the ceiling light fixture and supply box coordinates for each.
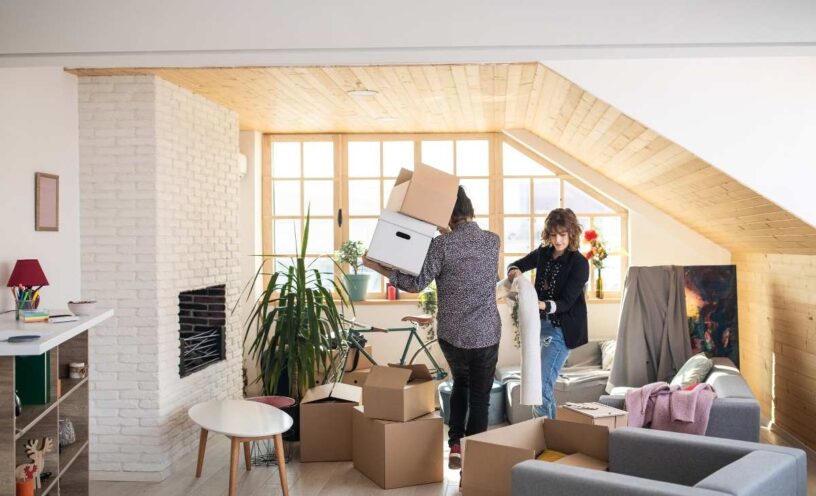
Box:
[347,81,378,97]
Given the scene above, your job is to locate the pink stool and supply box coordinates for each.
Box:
[246,396,296,465]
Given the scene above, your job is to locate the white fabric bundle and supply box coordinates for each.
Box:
[497,276,542,406]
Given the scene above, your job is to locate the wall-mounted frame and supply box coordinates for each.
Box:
[35,172,59,231]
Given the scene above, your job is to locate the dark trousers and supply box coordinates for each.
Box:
[439,339,499,448]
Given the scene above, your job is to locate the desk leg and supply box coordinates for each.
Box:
[244,442,252,471]
[195,428,208,477]
[274,434,289,496]
[229,437,240,496]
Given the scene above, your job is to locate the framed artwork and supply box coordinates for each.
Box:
[684,265,739,368]
[35,173,59,232]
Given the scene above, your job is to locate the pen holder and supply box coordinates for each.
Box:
[14,297,37,321]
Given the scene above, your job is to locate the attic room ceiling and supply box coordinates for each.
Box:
[69,64,816,255]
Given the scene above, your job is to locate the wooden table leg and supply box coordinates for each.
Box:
[195,428,208,477]
[274,434,289,496]
[244,442,252,471]
[229,437,240,496]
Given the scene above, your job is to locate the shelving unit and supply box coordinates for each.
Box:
[0,310,112,496]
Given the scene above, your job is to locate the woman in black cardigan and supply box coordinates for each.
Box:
[508,208,589,418]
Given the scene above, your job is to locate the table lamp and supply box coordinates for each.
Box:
[7,259,49,318]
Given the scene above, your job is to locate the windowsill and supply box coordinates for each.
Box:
[334,299,419,305]
[587,298,621,304]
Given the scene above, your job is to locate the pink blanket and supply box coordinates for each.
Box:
[625,382,716,435]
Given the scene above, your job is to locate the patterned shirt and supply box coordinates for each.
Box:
[389,222,501,349]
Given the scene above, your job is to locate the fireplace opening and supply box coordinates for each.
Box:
[178,284,226,377]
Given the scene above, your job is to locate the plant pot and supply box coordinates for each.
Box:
[344,274,371,301]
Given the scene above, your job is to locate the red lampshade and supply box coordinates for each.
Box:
[6,259,49,287]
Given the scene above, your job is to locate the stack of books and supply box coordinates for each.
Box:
[20,310,49,323]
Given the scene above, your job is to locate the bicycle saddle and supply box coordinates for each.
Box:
[401,315,433,326]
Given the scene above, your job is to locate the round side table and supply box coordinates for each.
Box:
[189,399,293,496]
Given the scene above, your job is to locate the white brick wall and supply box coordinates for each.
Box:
[79,75,242,480]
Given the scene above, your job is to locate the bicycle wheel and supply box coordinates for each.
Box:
[407,338,448,381]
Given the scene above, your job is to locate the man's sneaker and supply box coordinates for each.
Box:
[448,443,462,469]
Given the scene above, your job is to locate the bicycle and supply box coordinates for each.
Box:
[321,315,448,384]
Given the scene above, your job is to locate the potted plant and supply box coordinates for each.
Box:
[238,210,353,439]
[334,240,370,301]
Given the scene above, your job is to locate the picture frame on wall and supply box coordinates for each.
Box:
[35,172,59,232]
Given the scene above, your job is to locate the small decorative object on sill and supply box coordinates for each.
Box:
[387,284,396,301]
[583,229,608,300]
[333,240,370,302]
[15,478,34,496]
[59,418,76,448]
[69,362,87,379]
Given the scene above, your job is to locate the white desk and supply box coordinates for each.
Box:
[0,309,114,356]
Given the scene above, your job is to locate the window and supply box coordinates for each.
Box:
[264,134,627,300]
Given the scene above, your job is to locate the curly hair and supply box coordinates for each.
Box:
[541,208,583,251]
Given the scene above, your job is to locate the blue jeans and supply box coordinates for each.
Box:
[532,319,570,419]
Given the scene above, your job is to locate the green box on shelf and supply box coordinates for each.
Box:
[16,352,51,405]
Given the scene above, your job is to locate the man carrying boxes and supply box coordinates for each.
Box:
[363,165,502,471]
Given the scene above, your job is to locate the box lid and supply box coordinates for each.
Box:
[302,382,362,404]
[387,363,433,382]
[562,402,626,419]
[365,365,413,389]
[378,209,437,237]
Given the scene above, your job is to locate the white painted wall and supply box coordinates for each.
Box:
[0,67,80,312]
[544,57,816,228]
[238,130,263,396]
[1,1,815,68]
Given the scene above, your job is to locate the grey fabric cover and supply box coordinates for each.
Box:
[695,451,800,496]
[512,428,807,496]
[599,358,760,442]
[512,460,725,496]
[607,266,692,392]
[609,428,807,496]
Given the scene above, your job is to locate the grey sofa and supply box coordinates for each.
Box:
[512,427,806,496]
[599,357,760,442]
[497,339,612,424]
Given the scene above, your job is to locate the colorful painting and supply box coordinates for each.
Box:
[684,265,739,368]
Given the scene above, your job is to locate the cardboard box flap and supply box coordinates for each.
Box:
[393,168,413,187]
[302,382,362,404]
[541,419,609,461]
[301,383,336,404]
[464,416,546,451]
[387,363,433,382]
[330,382,362,403]
[365,365,412,388]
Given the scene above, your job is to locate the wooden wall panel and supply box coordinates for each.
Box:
[735,251,816,450]
[71,64,816,256]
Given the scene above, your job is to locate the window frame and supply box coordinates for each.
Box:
[263,133,628,301]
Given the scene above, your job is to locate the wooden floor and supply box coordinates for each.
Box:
[91,425,816,496]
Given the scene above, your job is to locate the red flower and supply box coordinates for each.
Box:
[584,229,598,242]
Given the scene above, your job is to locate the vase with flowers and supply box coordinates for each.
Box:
[583,229,608,299]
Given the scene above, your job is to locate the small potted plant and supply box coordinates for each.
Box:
[334,240,371,301]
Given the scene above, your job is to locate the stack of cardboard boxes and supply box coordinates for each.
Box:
[353,364,443,489]
[367,163,460,276]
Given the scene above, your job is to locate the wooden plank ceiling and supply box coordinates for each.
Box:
[69,64,816,255]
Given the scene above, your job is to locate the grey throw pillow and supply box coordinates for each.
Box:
[600,340,617,371]
[670,353,714,388]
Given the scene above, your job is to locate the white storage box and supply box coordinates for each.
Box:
[367,210,436,276]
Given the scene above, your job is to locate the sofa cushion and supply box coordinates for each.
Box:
[564,340,602,368]
[670,353,713,389]
[600,339,617,370]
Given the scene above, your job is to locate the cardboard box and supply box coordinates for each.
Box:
[557,402,629,430]
[386,163,460,228]
[300,382,362,462]
[340,368,371,386]
[352,406,443,489]
[363,364,436,422]
[366,210,436,276]
[462,418,609,496]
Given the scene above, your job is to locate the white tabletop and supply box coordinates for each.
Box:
[0,309,114,356]
[188,399,294,438]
